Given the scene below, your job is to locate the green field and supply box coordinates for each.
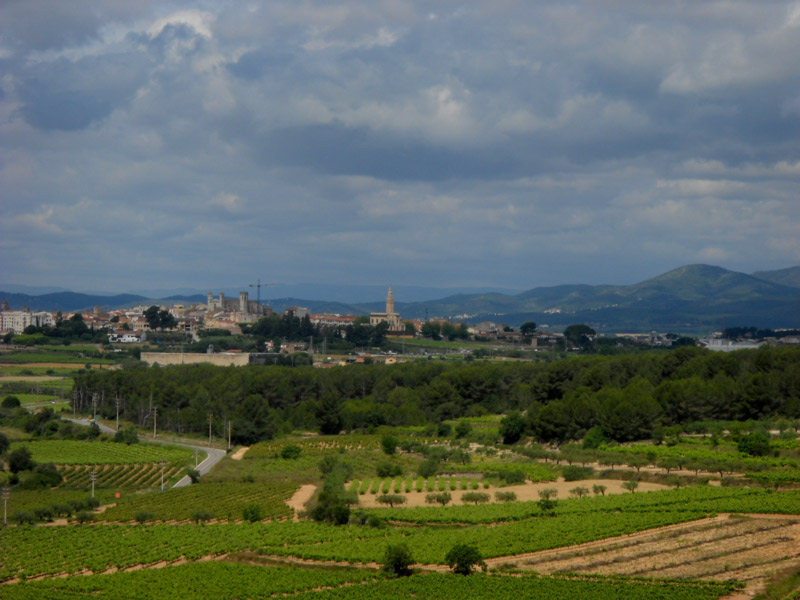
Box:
[99,480,297,522]
[0,563,741,600]
[9,440,194,465]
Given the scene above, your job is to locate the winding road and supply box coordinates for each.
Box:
[66,418,227,488]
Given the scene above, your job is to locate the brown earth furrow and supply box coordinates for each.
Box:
[526,518,784,573]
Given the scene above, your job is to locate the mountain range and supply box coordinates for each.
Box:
[1,264,798,334]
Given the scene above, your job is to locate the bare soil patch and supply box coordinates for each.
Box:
[354,477,668,508]
[286,484,317,521]
[230,446,250,460]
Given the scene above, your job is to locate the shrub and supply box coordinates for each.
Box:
[417,458,439,478]
[738,432,771,457]
[134,510,156,524]
[280,445,302,459]
[242,504,264,523]
[494,468,526,485]
[9,447,35,474]
[376,460,403,478]
[75,511,94,524]
[622,480,639,493]
[425,492,452,506]
[191,510,214,524]
[382,543,414,577]
[33,506,54,522]
[499,412,525,444]
[381,434,398,455]
[445,543,486,575]
[495,491,517,502]
[1,395,21,408]
[562,465,594,481]
[12,510,35,525]
[454,421,473,438]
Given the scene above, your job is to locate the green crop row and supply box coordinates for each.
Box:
[0,564,740,600]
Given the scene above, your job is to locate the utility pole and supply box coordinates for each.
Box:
[2,487,9,526]
[227,420,232,451]
[194,448,199,468]
[90,468,97,499]
[208,413,213,445]
[153,407,158,438]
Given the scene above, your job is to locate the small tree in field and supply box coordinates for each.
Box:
[592,484,607,497]
[377,494,406,508]
[461,492,490,505]
[622,480,639,493]
[445,543,486,575]
[425,492,452,506]
[538,488,558,515]
[569,486,590,499]
[382,543,414,577]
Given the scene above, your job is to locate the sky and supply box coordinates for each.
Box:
[1,1,799,296]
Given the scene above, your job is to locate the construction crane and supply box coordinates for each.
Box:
[249,280,281,313]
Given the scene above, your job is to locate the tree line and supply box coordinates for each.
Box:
[71,345,800,445]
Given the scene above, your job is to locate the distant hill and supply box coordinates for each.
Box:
[752,266,800,289]
[397,264,800,333]
[2,264,797,333]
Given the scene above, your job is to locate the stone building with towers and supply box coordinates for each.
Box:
[206,291,269,324]
[369,287,403,332]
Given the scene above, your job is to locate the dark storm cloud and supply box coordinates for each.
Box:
[0,1,798,293]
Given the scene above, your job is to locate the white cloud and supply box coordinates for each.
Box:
[209,193,244,212]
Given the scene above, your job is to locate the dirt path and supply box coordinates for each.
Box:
[286,484,317,521]
[230,446,250,460]
[355,477,668,509]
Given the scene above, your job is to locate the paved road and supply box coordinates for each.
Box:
[66,418,227,488]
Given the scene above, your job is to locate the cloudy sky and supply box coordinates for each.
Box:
[2,1,799,296]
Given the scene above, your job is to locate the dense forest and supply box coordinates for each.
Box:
[72,346,800,445]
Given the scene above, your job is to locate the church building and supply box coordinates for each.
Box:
[369,287,403,332]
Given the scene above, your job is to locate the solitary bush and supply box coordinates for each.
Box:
[191,510,214,524]
[622,480,639,493]
[569,486,590,498]
[280,445,302,459]
[494,468,526,485]
[187,469,201,484]
[495,491,517,502]
[562,465,594,481]
[381,434,398,455]
[417,458,439,479]
[242,504,264,523]
[738,432,771,457]
[75,511,94,524]
[445,543,486,575]
[134,510,156,524]
[376,460,403,478]
[382,543,414,577]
